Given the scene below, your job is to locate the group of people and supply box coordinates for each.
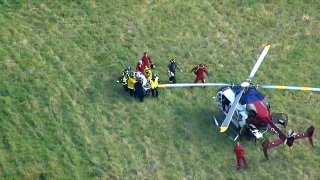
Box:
[117,52,211,102]
[117,52,160,102]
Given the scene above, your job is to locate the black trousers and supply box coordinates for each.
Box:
[129,89,134,97]
[169,76,176,84]
[136,93,144,102]
[151,87,158,97]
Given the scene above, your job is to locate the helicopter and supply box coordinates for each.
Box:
[158,45,317,159]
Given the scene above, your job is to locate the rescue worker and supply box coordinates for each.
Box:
[136,60,144,73]
[141,52,154,68]
[134,78,144,102]
[127,72,137,97]
[233,142,247,170]
[144,67,152,80]
[150,73,160,97]
[167,59,183,84]
[191,64,209,83]
[116,65,132,91]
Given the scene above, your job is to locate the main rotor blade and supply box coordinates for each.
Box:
[158,83,231,88]
[257,85,320,92]
[220,88,245,132]
[247,45,271,81]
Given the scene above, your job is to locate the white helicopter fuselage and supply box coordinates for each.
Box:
[215,87,247,128]
[214,86,266,140]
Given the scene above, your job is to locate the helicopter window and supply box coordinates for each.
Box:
[261,99,270,110]
[246,104,257,116]
[216,93,222,101]
[221,95,231,111]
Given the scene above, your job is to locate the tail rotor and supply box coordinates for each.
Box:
[262,125,315,160]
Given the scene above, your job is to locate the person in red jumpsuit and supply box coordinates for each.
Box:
[233,142,247,170]
[136,60,144,73]
[141,52,153,68]
[191,64,209,83]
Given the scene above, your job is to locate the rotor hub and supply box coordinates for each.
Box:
[241,82,250,87]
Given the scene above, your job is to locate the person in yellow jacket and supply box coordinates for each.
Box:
[150,73,160,97]
[144,67,152,80]
[127,72,137,97]
[116,65,132,91]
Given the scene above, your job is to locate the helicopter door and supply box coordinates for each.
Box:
[216,92,231,113]
[221,95,231,112]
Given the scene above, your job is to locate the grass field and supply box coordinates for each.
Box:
[0,0,319,179]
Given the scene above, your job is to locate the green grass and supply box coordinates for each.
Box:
[0,0,319,179]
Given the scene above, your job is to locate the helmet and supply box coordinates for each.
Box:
[130,72,135,77]
[170,59,175,64]
[199,64,204,68]
[126,65,131,71]
[152,73,157,78]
